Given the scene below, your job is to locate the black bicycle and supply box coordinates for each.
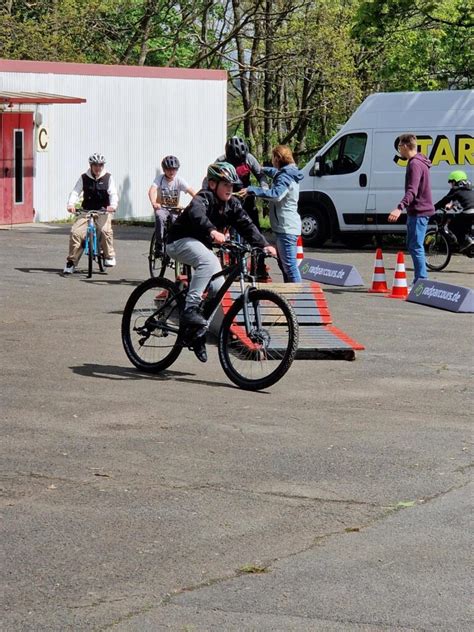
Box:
[122,241,299,391]
[424,205,474,271]
[148,207,183,278]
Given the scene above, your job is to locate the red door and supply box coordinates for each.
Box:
[0,112,34,224]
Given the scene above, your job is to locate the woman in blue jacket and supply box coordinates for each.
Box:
[242,145,304,282]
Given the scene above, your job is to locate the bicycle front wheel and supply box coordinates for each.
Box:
[424,229,451,271]
[149,233,168,278]
[218,289,299,391]
[87,232,94,278]
[122,277,183,372]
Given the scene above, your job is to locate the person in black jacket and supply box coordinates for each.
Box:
[167,162,276,361]
[216,137,271,280]
[435,170,474,251]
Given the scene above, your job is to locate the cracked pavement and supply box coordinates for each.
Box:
[1,225,472,631]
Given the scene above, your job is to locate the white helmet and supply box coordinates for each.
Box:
[88,153,106,165]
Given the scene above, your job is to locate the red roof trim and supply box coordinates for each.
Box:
[0,59,227,81]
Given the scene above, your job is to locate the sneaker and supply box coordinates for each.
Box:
[181,306,207,327]
[63,261,75,274]
[104,257,116,267]
[192,336,208,363]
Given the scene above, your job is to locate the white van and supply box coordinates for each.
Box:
[298,90,474,246]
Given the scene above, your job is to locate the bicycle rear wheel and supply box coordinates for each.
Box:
[87,232,94,278]
[122,277,184,372]
[149,233,168,278]
[424,229,451,271]
[218,288,299,391]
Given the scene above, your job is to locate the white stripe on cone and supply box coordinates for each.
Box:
[296,235,304,266]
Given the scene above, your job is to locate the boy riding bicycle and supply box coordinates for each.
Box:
[148,155,196,256]
[166,162,276,362]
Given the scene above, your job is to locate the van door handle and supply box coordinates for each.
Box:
[359,173,367,187]
[4,167,9,177]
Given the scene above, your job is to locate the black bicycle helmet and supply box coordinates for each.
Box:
[207,161,241,185]
[225,136,248,165]
[89,152,106,165]
[161,155,180,170]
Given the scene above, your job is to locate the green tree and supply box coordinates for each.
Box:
[353,0,474,90]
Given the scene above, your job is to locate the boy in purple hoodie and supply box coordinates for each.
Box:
[388,133,435,282]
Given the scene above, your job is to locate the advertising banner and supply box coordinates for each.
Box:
[407,280,474,313]
[300,258,364,287]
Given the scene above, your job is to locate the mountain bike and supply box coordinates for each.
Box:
[122,241,299,391]
[424,205,474,271]
[75,209,109,278]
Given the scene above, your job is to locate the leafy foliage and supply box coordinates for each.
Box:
[1,0,472,162]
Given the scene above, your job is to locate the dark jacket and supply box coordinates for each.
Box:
[435,184,474,212]
[81,172,111,210]
[167,190,268,249]
[398,153,435,217]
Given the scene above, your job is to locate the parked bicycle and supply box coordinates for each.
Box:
[424,205,474,271]
[74,209,109,278]
[122,240,299,391]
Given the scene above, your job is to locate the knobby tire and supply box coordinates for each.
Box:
[425,229,451,271]
[149,233,168,278]
[122,277,183,373]
[87,232,94,278]
[218,288,299,391]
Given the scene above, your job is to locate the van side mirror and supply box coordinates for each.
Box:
[309,157,322,177]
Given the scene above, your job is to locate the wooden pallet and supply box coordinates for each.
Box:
[210,281,364,360]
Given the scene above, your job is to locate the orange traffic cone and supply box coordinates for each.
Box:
[296,235,304,266]
[387,251,409,300]
[368,248,389,293]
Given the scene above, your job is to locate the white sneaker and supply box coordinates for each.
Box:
[63,261,75,274]
[104,257,116,267]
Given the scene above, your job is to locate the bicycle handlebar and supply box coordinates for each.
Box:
[74,209,110,216]
[218,240,273,257]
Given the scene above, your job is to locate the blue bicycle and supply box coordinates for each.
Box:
[75,210,108,278]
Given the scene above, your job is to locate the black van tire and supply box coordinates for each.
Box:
[300,207,328,247]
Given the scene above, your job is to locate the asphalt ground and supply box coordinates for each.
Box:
[1,224,472,631]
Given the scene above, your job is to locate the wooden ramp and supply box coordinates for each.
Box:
[210,281,364,360]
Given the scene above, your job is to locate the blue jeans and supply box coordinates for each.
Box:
[275,233,302,283]
[406,215,429,282]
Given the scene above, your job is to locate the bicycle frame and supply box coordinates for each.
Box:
[148,244,262,339]
[83,214,100,257]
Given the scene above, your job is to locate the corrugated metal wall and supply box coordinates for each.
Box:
[0,70,227,221]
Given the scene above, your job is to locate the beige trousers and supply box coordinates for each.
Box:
[67,214,115,265]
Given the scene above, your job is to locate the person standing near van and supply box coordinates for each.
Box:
[388,134,435,282]
[242,145,304,283]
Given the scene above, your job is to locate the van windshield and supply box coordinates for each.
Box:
[322,133,367,175]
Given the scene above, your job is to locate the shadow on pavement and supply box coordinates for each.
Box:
[16,267,65,275]
[69,363,243,390]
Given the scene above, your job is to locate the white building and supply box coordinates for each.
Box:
[0,59,227,224]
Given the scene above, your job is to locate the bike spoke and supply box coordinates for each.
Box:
[122,279,182,371]
[219,290,298,390]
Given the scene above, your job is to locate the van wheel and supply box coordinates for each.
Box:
[300,208,328,247]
